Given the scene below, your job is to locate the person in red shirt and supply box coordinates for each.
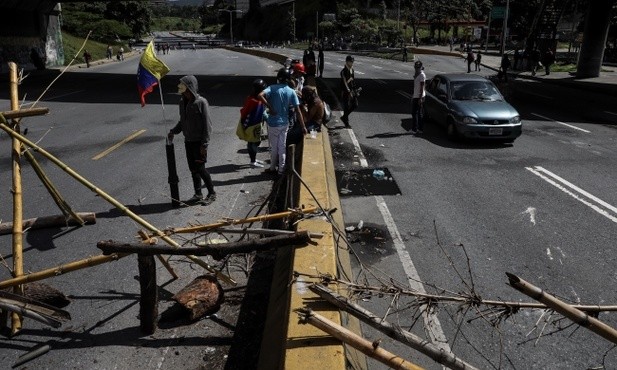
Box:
[239,79,268,168]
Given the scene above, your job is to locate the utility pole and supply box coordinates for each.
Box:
[219,9,243,45]
[500,0,510,56]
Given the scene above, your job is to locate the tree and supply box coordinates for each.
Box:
[104,1,152,39]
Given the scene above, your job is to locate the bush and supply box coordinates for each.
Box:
[91,19,132,42]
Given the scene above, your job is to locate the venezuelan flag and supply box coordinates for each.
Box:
[137,41,170,106]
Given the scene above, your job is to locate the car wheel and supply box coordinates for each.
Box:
[446,121,459,141]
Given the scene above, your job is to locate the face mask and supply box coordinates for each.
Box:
[178,83,187,94]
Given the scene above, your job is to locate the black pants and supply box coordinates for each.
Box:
[247,141,259,163]
[185,141,214,195]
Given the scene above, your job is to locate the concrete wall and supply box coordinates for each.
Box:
[0,4,63,71]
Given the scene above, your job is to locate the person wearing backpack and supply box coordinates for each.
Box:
[238,79,268,168]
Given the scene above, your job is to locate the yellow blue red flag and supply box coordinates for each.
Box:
[137,41,170,106]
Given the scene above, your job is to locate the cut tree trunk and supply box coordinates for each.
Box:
[172,275,223,321]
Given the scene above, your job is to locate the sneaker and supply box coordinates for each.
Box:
[255,159,265,164]
[251,161,264,168]
[206,193,217,202]
[187,194,203,203]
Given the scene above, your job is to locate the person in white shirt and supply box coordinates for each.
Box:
[411,60,426,134]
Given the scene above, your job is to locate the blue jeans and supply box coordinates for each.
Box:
[412,98,424,131]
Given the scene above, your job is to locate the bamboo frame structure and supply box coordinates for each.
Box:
[0,121,235,286]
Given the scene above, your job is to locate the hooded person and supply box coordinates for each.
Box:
[168,75,216,203]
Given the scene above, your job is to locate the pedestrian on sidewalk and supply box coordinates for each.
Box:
[106,45,113,60]
[402,46,408,62]
[317,44,324,77]
[500,54,511,82]
[340,55,358,128]
[411,60,426,135]
[168,75,216,204]
[475,51,482,71]
[465,49,475,73]
[530,47,541,76]
[238,79,268,168]
[543,49,555,75]
[119,46,124,61]
[513,49,521,70]
[258,68,306,176]
[83,50,92,68]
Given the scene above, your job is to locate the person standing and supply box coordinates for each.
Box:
[340,55,357,128]
[317,44,325,78]
[402,46,408,62]
[119,46,124,61]
[258,68,306,176]
[465,49,475,73]
[106,45,113,60]
[239,79,268,168]
[530,47,541,76]
[500,54,511,82]
[475,50,482,71]
[411,60,426,135]
[168,75,216,203]
[542,49,555,75]
[83,50,92,68]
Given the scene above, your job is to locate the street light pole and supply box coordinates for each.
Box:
[219,9,242,45]
[501,0,510,56]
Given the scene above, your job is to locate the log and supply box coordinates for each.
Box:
[97,231,312,260]
[309,284,478,370]
[0,213,96,235]
[507,272,617,344]
[138,255,157,335]
[297,308,423,370]
[0,290,70,328]
[172,275,223,321]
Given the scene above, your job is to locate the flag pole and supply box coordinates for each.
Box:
[159,78,180,208]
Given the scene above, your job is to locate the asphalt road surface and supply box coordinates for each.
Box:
[1,37,616,369]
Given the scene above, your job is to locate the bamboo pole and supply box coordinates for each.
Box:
[296,308,424,370]
[309,284,478,370]
[0,253,127,290]
[137,230,178,280]
[22,148,85,224]
[0,107,49,120]
[0,121,235,286]
[166,206,319,235]
[506,272,617,344]
[9,61,24,335]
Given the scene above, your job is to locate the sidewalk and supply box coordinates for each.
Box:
[413,44,617,96]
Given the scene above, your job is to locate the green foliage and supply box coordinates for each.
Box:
[91,19,132,42]
[61,31,122,66]
[151,17,200,32]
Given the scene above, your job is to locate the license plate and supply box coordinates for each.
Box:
[489,128,503,135]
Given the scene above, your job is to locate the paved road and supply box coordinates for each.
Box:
[311,51,617,369]
[0,42,284,369]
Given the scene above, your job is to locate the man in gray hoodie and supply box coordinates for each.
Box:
[168,75,216,203]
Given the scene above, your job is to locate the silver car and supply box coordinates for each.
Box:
[424,74,522,142]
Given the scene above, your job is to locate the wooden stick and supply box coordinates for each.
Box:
[507,272,617,344]
[138,255,158,335]
[309,284,478,370]
[0,107,49,120]
[0,290,70,328]
[9,61,24,335]
[97,231,311,258]
[212,227,324,238]
[0,213,95,236]
[22,148,85,225]
[12,344,51,368]
[0,122,235,286]
[0,253,127,290]
[297,308,424,370]
[137,230,178,280]
[166,206,319,235]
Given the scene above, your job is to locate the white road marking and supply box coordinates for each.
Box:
[349,128,452,355]
[355,70,365,75]
[604,110,617,117]
[546,248,553,260]
[371,64,383,69]
[531,113,590,133]
[522,207,537,225]
[525,166,617,223]
[397,90,413,100]
[347,128,368,167]
[375,195,452,354]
